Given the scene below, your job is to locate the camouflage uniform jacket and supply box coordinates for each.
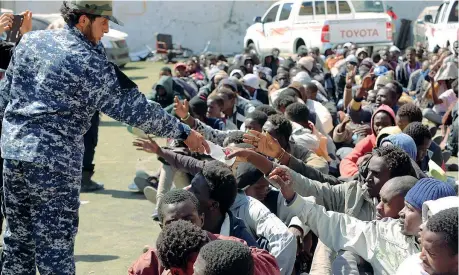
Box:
[0,25,190,174]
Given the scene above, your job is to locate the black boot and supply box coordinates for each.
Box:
[81,170,104,192]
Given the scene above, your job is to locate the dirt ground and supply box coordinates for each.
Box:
[75,61,458,274]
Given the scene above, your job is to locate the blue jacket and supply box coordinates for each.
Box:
[0,25,190,174]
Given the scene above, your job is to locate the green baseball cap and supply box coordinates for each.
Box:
[69,0,123,26]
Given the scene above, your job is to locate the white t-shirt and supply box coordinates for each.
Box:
[395,253,428,275]
[433,89,458,114]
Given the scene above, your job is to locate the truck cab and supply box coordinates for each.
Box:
[424,0,458,52]
[244,0,393,56]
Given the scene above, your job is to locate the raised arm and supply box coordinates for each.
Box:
[133,138,205,176]
[90,62,208,153]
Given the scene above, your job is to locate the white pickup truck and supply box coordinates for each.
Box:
[421,0,458,52]
[244,0,393,56]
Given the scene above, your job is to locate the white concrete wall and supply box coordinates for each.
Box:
[0,0,443,54]
[110,1,273,54]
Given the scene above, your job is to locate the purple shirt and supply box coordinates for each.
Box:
[405,62,421,78]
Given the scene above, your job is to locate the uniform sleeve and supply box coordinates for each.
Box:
[287,194,380,262]
[244,197,296,275]
[89,62,190,140]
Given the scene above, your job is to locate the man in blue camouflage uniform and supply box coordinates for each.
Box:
[0,1,209,274]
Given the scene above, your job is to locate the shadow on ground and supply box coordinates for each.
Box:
[95,189,146,200]
[75,254,119,262]
[121,66,143,71]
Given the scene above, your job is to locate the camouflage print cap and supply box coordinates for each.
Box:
[69,0,123,26]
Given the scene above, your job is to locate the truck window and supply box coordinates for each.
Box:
[315,0,326,15]
[338,1,351,14]
[351,0,385,13]
[435,4,444,23]
[299,1,314,16]
[448,1,458,23]
[264,5,280,23]
[279,3,294,21]
[327,0,337,14]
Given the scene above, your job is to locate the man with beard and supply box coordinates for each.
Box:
[0,1,208,274]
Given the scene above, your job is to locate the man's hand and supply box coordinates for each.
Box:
[173,96,189,119]
[345,68,356,87]
[428,70,437,82]
[0,13,13,35]
[225,146,255,163]
[132,137,161,155]
[353,124,371,136]
[361,75,374,91]
[268,167,295,202]
[337,115,351,133]
[243,130,283,159]
[184,130,210,154]
[355,87,368,100]
[20,11,32,35]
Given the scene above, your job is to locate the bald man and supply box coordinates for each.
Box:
[376,176,418,220]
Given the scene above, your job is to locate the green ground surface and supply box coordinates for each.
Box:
[75,61,457,274]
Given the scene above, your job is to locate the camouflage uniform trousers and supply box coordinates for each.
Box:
[1,159,80,275]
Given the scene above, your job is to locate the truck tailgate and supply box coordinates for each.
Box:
[328,18,389,44]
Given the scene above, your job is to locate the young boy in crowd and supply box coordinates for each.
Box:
[395,103,423,131]
[403,122,445,172]
[188,161,258,247]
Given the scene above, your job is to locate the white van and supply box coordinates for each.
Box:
[244,0,393,56]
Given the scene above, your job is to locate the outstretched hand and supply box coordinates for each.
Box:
[268,167,295,202]
[173,96,189,119]
[243,130,283,159]
[225,146,255,163]
[132,136,161,154]
[184,129,210,154]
